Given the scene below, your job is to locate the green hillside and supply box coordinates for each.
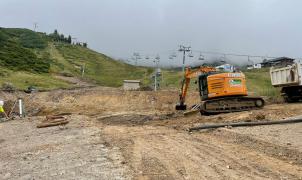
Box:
[0,27,152,90]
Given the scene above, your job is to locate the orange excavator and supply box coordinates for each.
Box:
[176,66,265,114]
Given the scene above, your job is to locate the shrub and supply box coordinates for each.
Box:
[1,82,16,92]
[19,31,47,49]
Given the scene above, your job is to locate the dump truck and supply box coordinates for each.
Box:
[176,66,265,114]
[270,62,302,102]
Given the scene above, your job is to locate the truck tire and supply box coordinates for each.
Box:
[283,96,298,103]
[282,86,302,103]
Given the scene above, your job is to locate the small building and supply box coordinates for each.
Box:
[215,64,234,72]
[253,63,262,69]
[156,68,161,76]
[247,63,262,70]
[261,57,294,68]
[123,80,140,90]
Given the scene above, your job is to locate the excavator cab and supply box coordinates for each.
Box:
[198,73,210,100]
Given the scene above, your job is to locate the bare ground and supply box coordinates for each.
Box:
[1,88,302,179]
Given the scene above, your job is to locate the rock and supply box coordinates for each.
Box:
[121,161,127,164]
[226,165,231,169]
[286,142,291,145]
[18,174,33,180]
[255,113,266,120]
[3,172,11,179]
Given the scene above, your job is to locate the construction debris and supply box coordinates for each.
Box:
[1,87,302,179]
[37,115,69,128]
[183,104,201,116]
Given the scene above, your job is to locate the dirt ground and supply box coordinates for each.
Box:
[1,87,302,179]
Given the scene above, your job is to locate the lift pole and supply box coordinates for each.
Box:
[178,45,191,74]
[154,55,160,91]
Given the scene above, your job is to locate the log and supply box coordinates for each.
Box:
[46,115,66,120]
[188,118,302,132]
[37,120,69,128]
[41,118,67,123]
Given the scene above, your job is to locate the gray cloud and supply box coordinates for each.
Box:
[1,0,302,66]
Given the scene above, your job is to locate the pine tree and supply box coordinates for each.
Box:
[60,34,64,42]
[67,35,72,44]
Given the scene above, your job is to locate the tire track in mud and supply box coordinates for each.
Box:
[208,129,302,165]
[101,124,302,179]
[148,132,278,179]
[186,134,300,179]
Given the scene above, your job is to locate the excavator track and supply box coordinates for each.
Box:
[200,96,265,115]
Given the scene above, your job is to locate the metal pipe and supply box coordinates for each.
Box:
[188,118,302,132]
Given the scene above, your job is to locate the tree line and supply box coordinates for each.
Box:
[49,29,87,48]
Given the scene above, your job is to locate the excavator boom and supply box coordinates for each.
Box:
[176,66,216,110]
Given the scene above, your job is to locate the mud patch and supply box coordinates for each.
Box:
[97,113,179,126]
[98,114,153,126]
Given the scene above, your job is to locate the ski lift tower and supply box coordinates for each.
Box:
[133,52,141,66]
[178,45,191,74]
[154,55,160,91]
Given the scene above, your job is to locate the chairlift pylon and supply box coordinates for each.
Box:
[198,53,205,60]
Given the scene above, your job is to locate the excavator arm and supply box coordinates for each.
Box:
[176,66,216,110]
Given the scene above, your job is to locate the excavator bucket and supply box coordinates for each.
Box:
[175,104,187,110]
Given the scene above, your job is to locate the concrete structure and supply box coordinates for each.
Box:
[123,80,140,90]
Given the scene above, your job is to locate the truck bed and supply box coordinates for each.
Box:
[270,62,302,87]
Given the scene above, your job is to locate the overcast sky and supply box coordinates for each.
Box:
[1,0,302,66]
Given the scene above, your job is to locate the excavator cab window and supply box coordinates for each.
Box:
[198,74,208,100]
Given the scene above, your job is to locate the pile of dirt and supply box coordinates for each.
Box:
[25,88,190,117]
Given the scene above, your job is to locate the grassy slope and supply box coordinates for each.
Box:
[0,28,70,90]
[53,44,152,87]
[0,27,152,90]
[0,69,70,90]
[243,68,280,97]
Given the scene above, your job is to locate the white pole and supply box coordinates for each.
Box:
[18,99,23,118]
[82,64,85,77]
[155,72,157,91]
